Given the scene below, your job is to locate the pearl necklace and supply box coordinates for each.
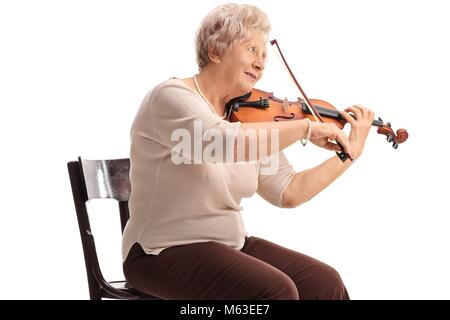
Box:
[194,75,227,119]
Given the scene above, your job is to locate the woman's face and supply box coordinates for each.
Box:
[219,31,268,95]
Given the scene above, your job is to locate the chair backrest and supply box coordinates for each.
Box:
[67,157,136,299]
[79,158,132,232]
[81,158,131,202]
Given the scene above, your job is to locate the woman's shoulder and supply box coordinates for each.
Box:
[140,77,200,113]
[150,77,196,98]
[133,78,194,130]
[144,77,201,110]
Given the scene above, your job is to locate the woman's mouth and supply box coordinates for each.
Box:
[244,72,257,81]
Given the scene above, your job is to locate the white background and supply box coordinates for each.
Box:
[1,0,449,299]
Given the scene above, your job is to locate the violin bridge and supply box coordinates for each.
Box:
[283,97,289,113]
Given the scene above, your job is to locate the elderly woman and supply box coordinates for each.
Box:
[122,3,373,300]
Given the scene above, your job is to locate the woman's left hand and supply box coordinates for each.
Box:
[340,105,375,160]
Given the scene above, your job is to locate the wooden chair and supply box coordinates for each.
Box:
[67,157,162,300]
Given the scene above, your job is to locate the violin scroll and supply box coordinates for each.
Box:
[375,117,409,149]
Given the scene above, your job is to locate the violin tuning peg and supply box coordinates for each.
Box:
[378,117,383,122]
[393,142,398,149]
[387,122,391,128]
[387,136,393,143]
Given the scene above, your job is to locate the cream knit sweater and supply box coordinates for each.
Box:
[122,78,296,260]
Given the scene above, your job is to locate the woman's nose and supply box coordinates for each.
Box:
[253,60,264,71]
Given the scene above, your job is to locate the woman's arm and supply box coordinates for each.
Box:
[281,154,352,208]
[281,105,374,208]
[235,119,353,161]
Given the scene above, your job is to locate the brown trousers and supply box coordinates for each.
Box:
[123,236,349,300]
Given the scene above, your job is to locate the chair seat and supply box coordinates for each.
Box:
[108,281,163,300]
[109,280,130,289]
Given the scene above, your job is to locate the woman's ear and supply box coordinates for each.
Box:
[207,45,221,64]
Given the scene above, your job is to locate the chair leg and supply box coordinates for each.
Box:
[88,277,103,300]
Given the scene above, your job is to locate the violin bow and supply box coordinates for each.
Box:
[270,39,352,163]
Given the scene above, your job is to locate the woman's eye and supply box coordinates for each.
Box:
[248,46,266,59]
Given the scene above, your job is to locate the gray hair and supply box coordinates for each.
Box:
[195,3,271,70]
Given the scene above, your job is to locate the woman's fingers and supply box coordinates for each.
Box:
[349,105,375,120]
[325,141,342,152]
[340,110,357,126]
[335,130,353,157]
[327,123,353,157]
[310,122,353,157]
[343,105,375,126]
[354,104,368,119]
[368,109,375,123]
[344,105,363,120]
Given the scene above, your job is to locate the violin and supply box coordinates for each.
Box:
[226,88,409,149]
[226,39,409,162]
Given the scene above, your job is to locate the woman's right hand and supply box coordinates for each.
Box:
[308,120,354,159]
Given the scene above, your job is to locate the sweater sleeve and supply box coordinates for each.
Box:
[256,151,296,208]
[144,81,243,164]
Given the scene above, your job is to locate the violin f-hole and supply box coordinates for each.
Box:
[273,113,295,121]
